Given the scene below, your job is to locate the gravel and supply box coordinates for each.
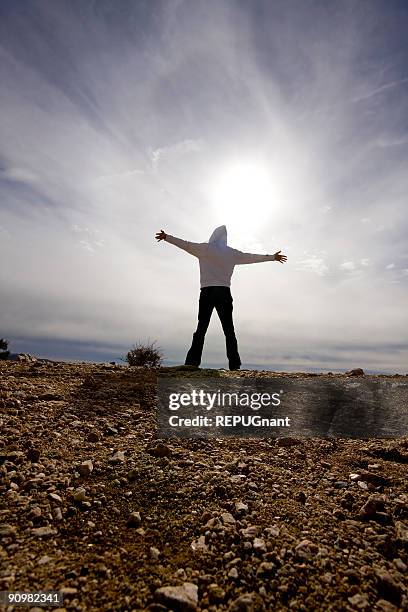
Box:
[0,361,407,610]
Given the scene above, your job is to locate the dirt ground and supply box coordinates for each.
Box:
[0,361,407,611]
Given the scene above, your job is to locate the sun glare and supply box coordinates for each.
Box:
[209,160,275,232]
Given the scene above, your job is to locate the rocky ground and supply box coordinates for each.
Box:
[0,361,407,612]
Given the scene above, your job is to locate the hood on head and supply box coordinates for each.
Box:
[208,225,227,245]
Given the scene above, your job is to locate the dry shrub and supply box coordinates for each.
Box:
[125,340,163,368]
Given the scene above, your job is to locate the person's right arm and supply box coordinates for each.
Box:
[155,230,208,257]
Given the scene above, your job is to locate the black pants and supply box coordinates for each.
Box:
[185,286,241,369]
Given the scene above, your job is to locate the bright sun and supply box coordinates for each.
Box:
[209,160,275,232]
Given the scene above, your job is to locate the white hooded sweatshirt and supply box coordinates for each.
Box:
[165,225,276,288]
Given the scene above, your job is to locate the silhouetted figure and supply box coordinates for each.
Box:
[156,225,287,370]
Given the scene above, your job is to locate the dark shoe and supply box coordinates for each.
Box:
[229,365,241,371]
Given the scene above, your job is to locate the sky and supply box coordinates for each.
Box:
[0,0,407,373]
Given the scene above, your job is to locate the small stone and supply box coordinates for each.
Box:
[28,507,42,523]
[78,460,94,476]
[201,511,212,523]
[148,443,172,458]
[60,587,78,595]
[265,525,280,538]
[375,570,402,606]
[228,592,264,611]
[31,527,57,538]
[27,448,41,462]
[110,451,125,463]
[276,437,302,447]
[0,524,17,538]
[106,426,118,435]
[295,539,318,559]
[358,471,389,486]
[150,547,161,561]
[65,569,78,579]
[235,502,248,514]
[155,582,198,611]
[40,392,62,401]
[240,525,260,539]
[348,593,369,609]
[49,492,62,503]
[345,368,365,376]
[127,511,142,527]
[253,537,267,553]
[296,491,307,504]
[208,583,226,604]
[87,431,100,443]
[358,495,386,520]
[393,558,407,572]
[53,507,63,521]
[341,491,355,508]
[374,599,399,612]
[73,487,87,502]
[334,481,348,489]
[205,517,219,529]
[127,469,139,481]
[221,512,236,526]
[345,570,360,584]
[38,555,52,565]
[228,567,239,579]
[257,562,275,577]
[191,535,208,552]
[395,521,408,548]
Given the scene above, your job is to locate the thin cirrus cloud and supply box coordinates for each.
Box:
[0,0,407,372]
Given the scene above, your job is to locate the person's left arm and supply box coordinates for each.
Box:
[232,249,287,264]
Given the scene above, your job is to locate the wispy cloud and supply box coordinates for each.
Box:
[339,261,356,272]
[150,139,205,170]
[352,76,408,103]
[295,255,329,276]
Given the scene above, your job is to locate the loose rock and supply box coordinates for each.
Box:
[127,511,142,527]
[78,460,94,476]
[208,583,226,604]
[26,448,41,462]
[110,451,125,463]
[155,582,198,611]
[73,487,87,503]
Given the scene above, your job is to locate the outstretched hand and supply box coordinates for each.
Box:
[274,250,287,263]
[155,229,167,241]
